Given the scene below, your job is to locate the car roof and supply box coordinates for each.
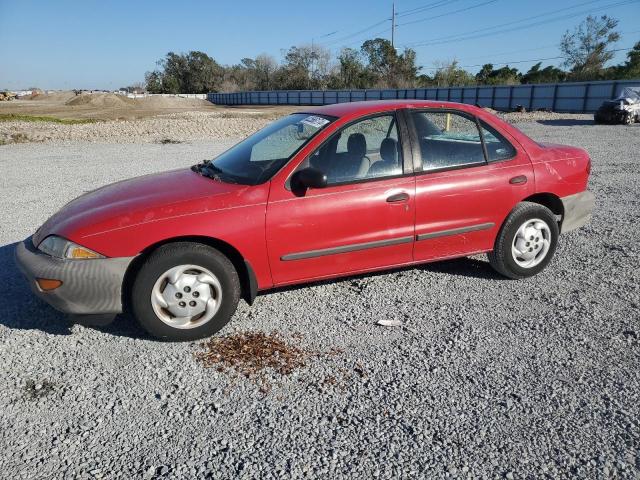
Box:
[300,99,481,118]
[299,99,539,151]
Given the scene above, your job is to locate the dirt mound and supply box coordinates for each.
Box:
[65,93,137,108]
[135,95,210,109]
[30,91,74,102]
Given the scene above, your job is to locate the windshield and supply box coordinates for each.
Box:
[192,113,335,185]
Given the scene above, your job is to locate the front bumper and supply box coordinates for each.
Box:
[15,238,134,316]
[595,108,627,124]
[561,191,595,233]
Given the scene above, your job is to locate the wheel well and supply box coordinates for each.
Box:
[523,193,564,222]
[122,236,257,313]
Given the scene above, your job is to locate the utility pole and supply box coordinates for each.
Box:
[310,31,337,86]
[311,37,315,87]
[391,2,396,48]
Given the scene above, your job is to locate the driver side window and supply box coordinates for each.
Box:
[308,114,403,185]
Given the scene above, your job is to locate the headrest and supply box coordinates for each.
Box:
[347,133,367,157]
[380,138,398,163]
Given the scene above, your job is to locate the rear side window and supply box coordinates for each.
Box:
[411,111,485,172]
[480,121,517,162]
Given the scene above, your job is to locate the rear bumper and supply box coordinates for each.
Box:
[561,191,595,233]
[15,238,134,316]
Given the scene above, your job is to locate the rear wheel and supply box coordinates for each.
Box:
[625,113,634,125]
[131,242,240,341]
[488,202,559,279]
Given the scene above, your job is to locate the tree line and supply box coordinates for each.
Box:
[142,16,639,94]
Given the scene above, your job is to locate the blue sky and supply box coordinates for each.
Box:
[1,0,638,90]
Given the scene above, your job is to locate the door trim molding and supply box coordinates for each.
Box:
[281,236,414,261]
[416,222,495,241]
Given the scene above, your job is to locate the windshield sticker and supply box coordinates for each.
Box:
[300,115,329,128]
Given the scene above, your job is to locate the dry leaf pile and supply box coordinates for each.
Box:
[195,331,310,377]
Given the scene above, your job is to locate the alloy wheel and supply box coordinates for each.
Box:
[150,264,222,329]
[511,218,552,268]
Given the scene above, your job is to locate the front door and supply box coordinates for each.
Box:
[408,109,535,261]
[266,112,416,286]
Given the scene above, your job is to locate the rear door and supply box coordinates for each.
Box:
[407,109,535,261]
[266,112,416,286]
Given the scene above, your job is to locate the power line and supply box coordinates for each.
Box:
[323,0,497,51]
[420,46,635,70]
[397,0,462,18]
[421,0,639,47]
[398,0,499,27]
[437,28,638,64]
[311,30,337,49]
[315,0,639,55]
[320,0,470,51]
[455,44,561,61]
[409,0,640,48]
[323,18,390,47]
[403,0,617,48]
[332,28,392,51]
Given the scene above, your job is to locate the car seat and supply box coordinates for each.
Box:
[367,138,401,177]
[330,133,370,182]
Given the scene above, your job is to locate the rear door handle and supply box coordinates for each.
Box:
[386,192,410,203]
[509,175,528,185]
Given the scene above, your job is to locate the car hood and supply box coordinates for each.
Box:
[33,168,254,247]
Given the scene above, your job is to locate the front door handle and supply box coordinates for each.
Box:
[386,192,410,203]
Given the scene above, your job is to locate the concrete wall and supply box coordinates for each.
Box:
[207,79,640,113]
[122,93,207,100]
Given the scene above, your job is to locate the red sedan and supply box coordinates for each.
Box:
[16,100,594,341]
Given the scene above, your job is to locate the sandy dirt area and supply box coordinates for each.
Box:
[0,92,302,144]
[0,91,593,145]
[0,91,298,120]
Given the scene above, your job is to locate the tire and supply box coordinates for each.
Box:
[624,113,634,125]
[130,242,240,341]
[488,202,559,280]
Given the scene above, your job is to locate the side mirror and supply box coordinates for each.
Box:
[291,167,327,192]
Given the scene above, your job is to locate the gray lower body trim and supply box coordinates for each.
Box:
[561,191,595,233]
[416,222,495,241]
[281,236,414,261]
[15,238,134,315]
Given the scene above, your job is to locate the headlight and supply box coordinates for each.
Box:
[37,235,104,259]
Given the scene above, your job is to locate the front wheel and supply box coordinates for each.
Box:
[130,242,240,341]
[488,202,559,279]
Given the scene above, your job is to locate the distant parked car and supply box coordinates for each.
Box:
[16,100,594,341]
[0,91,17,101]
[594,87,640,125]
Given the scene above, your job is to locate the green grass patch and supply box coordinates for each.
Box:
[0,114,98,124]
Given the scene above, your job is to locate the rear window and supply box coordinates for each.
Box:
[411,111,485,172]
[479,121,517,162]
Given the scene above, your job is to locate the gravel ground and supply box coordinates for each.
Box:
[0,119,639,479]
[0,108,590,145]
[0,111,275,144]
